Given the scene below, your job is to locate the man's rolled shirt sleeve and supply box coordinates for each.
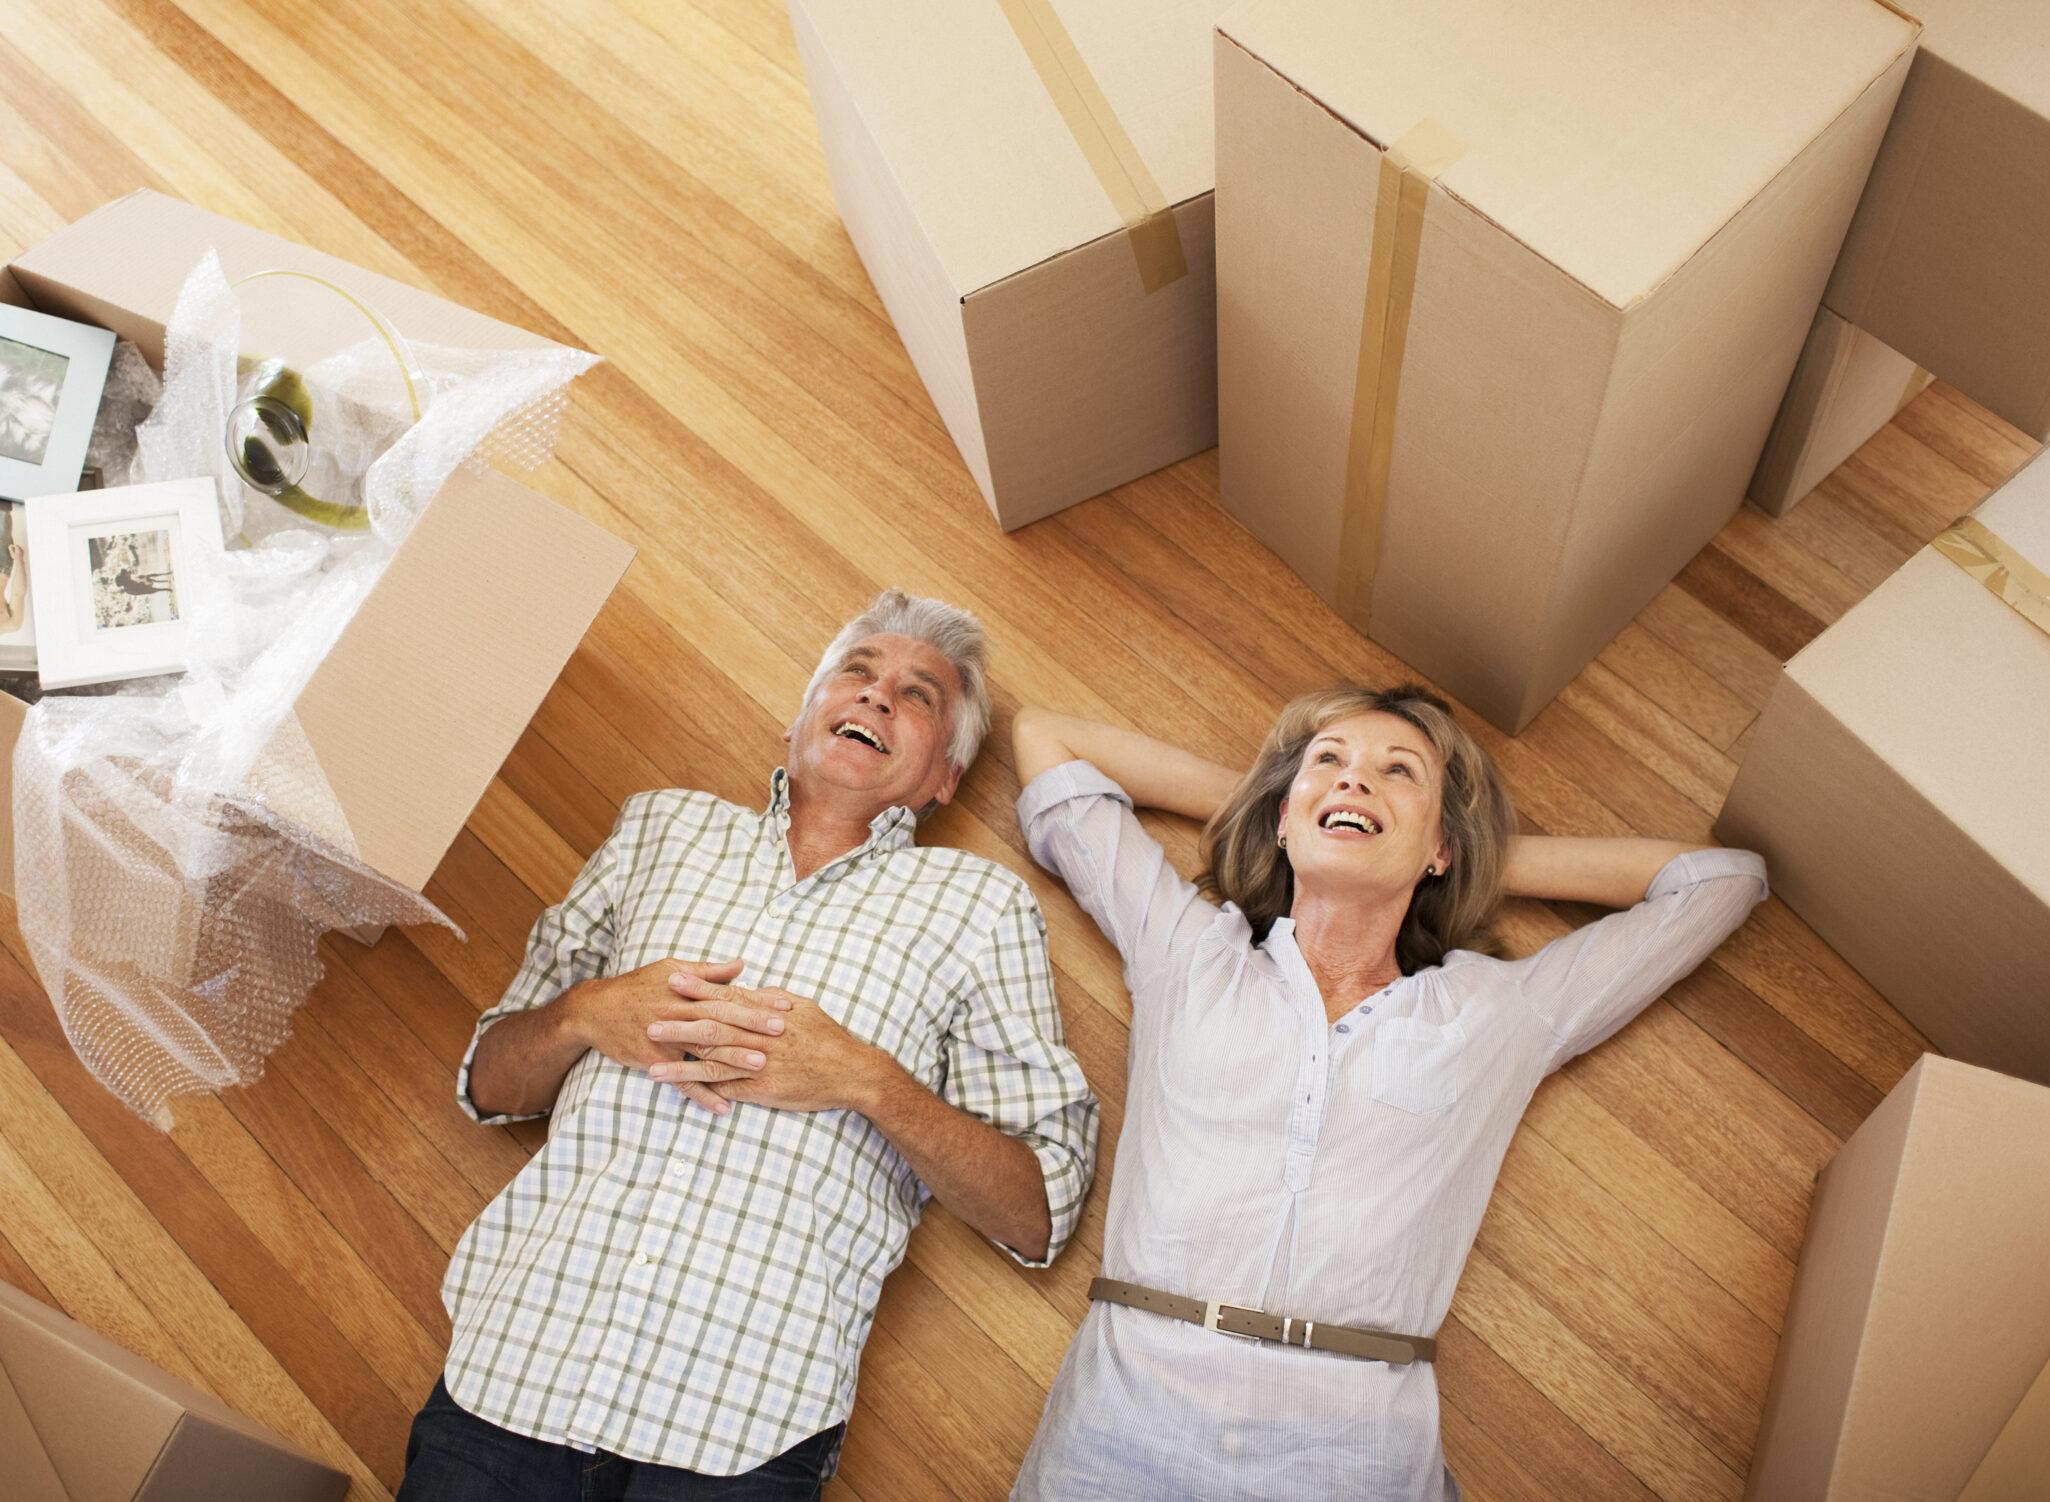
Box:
[455,812,622,1124]
[940,886,1099,1269]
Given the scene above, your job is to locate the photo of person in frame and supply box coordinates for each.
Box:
[0,502,28,639]
[86,527,180,631]
[0,334,71,467]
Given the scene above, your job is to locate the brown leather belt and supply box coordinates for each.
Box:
[1089,1278,1435,1365]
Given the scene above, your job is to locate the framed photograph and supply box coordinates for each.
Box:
[25,477,226,689]
[0,501,35,672]
[0,304,117,501]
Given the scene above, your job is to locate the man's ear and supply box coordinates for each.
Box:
[931,762,964,808]
[782,723,795,745]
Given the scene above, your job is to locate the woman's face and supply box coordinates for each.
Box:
[1277,710,1452,897]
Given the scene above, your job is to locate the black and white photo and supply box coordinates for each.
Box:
[0,305,116,501]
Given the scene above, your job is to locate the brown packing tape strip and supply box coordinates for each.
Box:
[994,0,1188,294]
[1932,515,2050,636]
[1336,120,1466,627]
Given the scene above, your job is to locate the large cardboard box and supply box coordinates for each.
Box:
[1716,446,2050,1085]
[1213,0,1918,732]
[788,0,1228,531]
[1748,306,1931,517]
[0,1280,348,1500]
[0,192,636,900]
[1824,0,2050,441]
[1744,1055,2050,1502]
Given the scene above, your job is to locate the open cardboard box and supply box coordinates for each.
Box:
[1748,306,1931,516]
[1211,0,1918,732]
[788,0,1230,531]
[0,191,635,906]
[1716,445,2050,1086]
[1824,0,2050,442]
[1745,1055,2050,1501]
[0,1279,348,1501]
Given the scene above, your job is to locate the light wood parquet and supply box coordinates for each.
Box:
[0,2,2040,1497]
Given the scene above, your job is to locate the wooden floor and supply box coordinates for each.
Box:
[0,2,2040,1498]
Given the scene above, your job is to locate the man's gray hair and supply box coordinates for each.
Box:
[802,589,992,772]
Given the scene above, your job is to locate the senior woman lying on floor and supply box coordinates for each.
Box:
[1009,683,1766,1502]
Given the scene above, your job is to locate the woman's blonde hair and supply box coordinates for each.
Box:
[1200,684,1516,971]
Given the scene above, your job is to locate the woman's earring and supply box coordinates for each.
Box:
[1278,832,1288,850]
[1424,863,1438,877]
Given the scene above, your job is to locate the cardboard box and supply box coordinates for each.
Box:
[0,1280,348,1500]
[1824,0,2050,441]
[1716,446,2050,1085]
[1749,306,1932,517]
[788,0,1228,531]
[1213,0,1918,732]
[0,191,637,899]
[1744,1055,2050,1501]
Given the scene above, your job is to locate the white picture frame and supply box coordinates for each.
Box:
[25,477,226,689]
[0,304,117,501]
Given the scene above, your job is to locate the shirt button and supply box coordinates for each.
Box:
[1358,1003,1373,1014]
[632,1251,650,1266]
[1335,1023,1351,1033]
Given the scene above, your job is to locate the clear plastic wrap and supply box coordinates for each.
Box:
[12,252,599,1128]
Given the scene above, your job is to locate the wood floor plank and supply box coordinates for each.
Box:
[1632,584,1785,713]
[1674,545,1825,663]
[1894,383,2040,489]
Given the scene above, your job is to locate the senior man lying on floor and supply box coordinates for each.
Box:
[398,589,1097,1502]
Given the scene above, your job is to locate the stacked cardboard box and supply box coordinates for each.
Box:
[0,1280,348,1500]
[1752,0,2050,516]
[1211,0,1918,733]
[0,191,637,901]
[1716,446,2050,1086]
[1746,1055,2050,1501]
[787,0,1231,531]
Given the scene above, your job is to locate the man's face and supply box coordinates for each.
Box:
[785,633,965,816]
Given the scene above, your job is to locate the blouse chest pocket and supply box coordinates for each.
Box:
[1370,1017,1464,1115]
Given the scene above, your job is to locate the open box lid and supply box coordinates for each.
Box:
[0,191,636,895]
[0,1281,347,1501]
[794,0,1225,299]
[1786,446,2050,908]
[1216,0,1919,309]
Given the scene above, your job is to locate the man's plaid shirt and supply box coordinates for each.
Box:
[444,771,1097,1474]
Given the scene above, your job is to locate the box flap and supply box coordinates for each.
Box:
[0,1282,346,1502]
[1959,1349,2050,1502]
[137,1414,348,1502]
[1216,0,1917,308]
[0,1283,187,1500]
[793,0,1226,299]
[0,1352,71,1502]
[8,189,558,372]
[292,464,636,891]
[1786,448,2050,904]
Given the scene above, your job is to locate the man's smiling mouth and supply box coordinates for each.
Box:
[833,720,888,753]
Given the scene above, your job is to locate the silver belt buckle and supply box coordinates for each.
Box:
[1202,1300,1262,1341]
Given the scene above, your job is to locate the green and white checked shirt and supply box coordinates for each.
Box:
[444,771,1097,1475]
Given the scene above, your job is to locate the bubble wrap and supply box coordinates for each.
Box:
[12,252,599,1129]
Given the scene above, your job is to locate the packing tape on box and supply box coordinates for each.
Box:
[1933,514,2050,635]
[994,0,1188,294]
[1335,119,1466,628]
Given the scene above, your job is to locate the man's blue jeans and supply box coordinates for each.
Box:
[395,1378,845,1501]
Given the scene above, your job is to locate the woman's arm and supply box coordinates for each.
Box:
[1012,707,1240,820]
[1502,835,1714,910]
